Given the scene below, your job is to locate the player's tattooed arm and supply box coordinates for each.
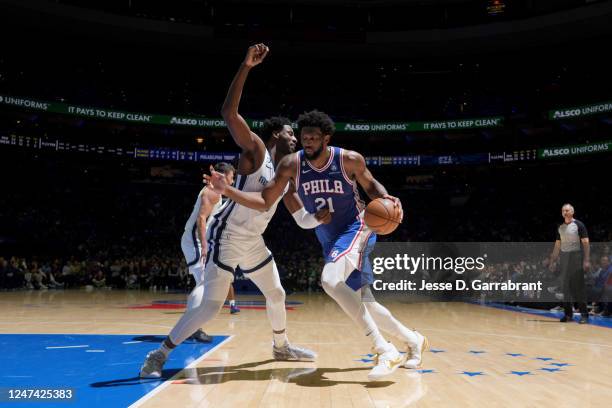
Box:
[221,44,269,168]
[344,149,403,220]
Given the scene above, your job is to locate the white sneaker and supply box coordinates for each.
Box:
[404,331,429,369]
[368,344,403,381]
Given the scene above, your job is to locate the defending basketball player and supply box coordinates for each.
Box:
[180,162,237,344]
[206,108,429,381]
[139,44,315,378]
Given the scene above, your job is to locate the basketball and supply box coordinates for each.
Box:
[364,198,401,235]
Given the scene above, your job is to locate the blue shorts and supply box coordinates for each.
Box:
[321,215,377,291]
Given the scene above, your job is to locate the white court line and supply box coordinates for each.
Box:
[128,335,234,408]
[123,341,143,344]
[46,345,89,349]
[86,350,105,353]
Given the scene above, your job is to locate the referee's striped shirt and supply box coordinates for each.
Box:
[556,219,588,253]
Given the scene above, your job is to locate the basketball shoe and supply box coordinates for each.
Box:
[404,331,429,369]
[368,343,403,381]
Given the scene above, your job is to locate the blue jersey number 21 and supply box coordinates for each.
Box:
[315,197,335,213]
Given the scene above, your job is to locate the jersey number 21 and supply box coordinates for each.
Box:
[315,197,335,212]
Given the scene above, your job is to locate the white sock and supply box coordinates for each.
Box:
[366,302,419,347]
[229,299,236,307]
[367,327,389,352]
[321,260,390,352]
[273,329,288,347]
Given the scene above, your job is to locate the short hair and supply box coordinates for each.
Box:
[214,162,235,174]
[562,203,575,212]
[260,116,291,142]
[297,110,335,136]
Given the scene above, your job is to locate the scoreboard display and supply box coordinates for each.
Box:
[0,135,238,162]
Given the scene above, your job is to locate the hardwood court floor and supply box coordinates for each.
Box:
[0,290,611,407]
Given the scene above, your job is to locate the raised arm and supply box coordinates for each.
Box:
[343,149,403,220]
[221,44,269,157]
[205,154,297,211]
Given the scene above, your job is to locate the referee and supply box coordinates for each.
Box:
[549,204,590,324]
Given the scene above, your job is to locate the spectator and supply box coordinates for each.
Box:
[591,255,612,316]
[91,270,106,288]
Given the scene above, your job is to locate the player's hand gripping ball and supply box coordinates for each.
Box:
[364,198,402,235]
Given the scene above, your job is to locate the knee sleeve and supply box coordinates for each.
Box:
[263,286,286,305]
[169,297,224,345]
[246,261,287,333]
[321,260,345,294]
[169,264,232,345]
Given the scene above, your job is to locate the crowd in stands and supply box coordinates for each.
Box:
[0,255,193,292]
[1,147,612,317]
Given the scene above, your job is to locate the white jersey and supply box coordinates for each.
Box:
[184,187,223,234]
[207,150,284,240]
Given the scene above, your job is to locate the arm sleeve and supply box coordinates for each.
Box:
[555,228,561,241]
[291,207,322,229]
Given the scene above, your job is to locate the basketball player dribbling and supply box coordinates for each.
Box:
[139,44,316,378]
[207,107,429,381]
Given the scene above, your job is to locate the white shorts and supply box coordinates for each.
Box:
[205,234,273,278]
[181,227,204,284]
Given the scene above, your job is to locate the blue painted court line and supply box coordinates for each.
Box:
[0,334,229,408]
[477,302,612,329]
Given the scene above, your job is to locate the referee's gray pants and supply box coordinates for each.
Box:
[560,251,588,317]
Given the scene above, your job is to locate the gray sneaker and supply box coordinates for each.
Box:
[189,329,213,343]
[140,349,167,378]
[273,343,317,361]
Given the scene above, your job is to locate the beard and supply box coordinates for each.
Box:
[279,143,295,155]
[304,144,324,160]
